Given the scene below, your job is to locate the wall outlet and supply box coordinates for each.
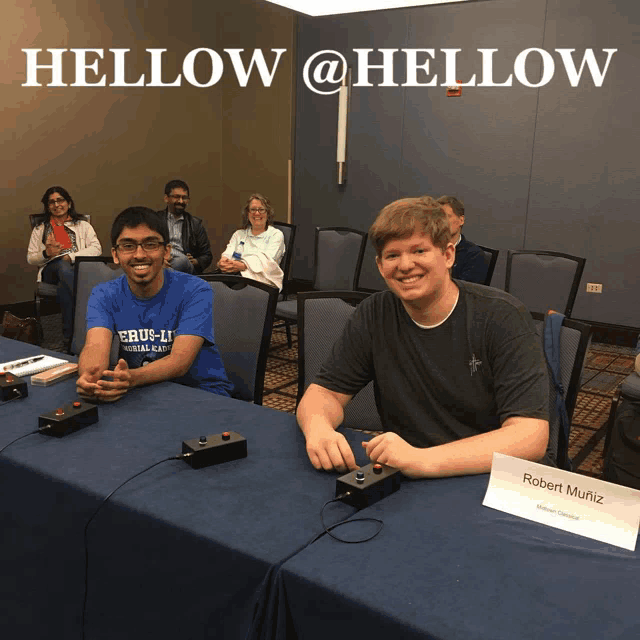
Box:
[586,283,603,293]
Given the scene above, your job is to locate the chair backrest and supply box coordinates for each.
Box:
[313,227,368,292]
[30,213,91,229]
[71,257,123,361]
[201,274,278,404]
[505,250,586,317]
[272,221,297,297]
[477,245,499,287]
[298,291,383,431]
[531,311,592,469]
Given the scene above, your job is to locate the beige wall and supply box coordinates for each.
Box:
[3,0,295,304]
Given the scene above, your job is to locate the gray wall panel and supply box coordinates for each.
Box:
[293,12,409,282]
[399,0,546,290]
[527,0,640,325]
[293,0,639,328]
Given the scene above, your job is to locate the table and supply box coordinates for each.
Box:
[272,473,640,640]
[4,336,639,640]
[0,337,368,639]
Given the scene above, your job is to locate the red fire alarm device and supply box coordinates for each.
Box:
[447,81,462,97]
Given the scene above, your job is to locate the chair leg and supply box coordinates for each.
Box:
[603,387,622,459]
[34,292,41,323]
[285,322,292,349]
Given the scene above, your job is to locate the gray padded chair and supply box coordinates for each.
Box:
[201,274,278,404]
[477,245,499,287]
[29,213,91,322]
[506,250,586,317]
[70,257,122,363]
[531,311,592,470]
[271,221,297,299]
[297,291,382,431]
[276,226,367,347]
[602,369,640,464]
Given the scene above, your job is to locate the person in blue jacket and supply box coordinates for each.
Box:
[437,196,488,285]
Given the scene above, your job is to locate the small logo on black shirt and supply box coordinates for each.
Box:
[469,354,482,375]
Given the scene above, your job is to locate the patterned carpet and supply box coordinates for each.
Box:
[569,344,637,477]
[40,313,636,478]
[262,326,300,413]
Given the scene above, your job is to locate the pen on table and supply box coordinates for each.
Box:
[4,356,45,371]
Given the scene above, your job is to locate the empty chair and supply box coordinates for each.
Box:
[602,370,640,487]
[297,291,382,431]
[201,274,278,404]
[477,245,499,287]
[531,311,592,470]
[356,253,387,292]
[505,250,586,317]
[275,226,367,347]
[70,257,123,362]
[312,227,368,291]
[272,221,297,299]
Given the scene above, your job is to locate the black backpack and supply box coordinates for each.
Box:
[603,374,640,489]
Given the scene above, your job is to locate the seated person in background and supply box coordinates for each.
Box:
[77,207,232,402]
[158,179,212,274]
[437,195,488,284]
[217,193,285,290]
[27,186,102,346]
[297,196,550,478]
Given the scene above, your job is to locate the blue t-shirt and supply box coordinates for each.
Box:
[86,269,233,396]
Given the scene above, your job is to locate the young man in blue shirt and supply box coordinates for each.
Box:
[77,207,232,402]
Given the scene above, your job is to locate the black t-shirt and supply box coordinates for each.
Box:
[315,281,549,448]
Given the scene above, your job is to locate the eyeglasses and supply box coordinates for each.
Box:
[249,208,266,214]
[169,195,190,202]
[48,198,66,206]
[115,241,167,254]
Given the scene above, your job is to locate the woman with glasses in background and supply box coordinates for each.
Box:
[217,193,285,290]
[27,186,102,348]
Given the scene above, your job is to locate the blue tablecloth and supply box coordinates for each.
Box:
[4,336,638,640]
[272,474,640,640]
[0,337,369,639]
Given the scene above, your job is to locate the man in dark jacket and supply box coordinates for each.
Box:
[437,196,488,285]
[158,179,212,274]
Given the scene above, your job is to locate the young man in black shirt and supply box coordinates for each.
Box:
[297,196,549,479]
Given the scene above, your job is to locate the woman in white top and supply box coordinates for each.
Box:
[217,194,285,289]
[27,186,102,345]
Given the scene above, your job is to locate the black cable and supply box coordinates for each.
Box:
[252,491,384,636]
[81,454,189,640]
[320,495,384,544]
[0,425,51,456]
[0,388,25,406]
[249,497,384,639]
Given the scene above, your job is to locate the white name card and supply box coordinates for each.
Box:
[483,453,640,551]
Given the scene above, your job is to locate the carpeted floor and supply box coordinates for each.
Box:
[568,343,637,476]
[40,313,635,478]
